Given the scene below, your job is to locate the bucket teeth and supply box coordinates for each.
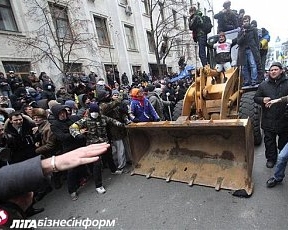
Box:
[146,167,155,178]
[215,177,224,190]
[166,168,176,182]
[188,173,198,186]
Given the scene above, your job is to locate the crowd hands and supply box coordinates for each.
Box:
[0,66,193,226]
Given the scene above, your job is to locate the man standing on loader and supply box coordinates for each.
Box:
[254,62,288,168]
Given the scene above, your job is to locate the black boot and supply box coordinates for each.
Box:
[34,185,53,202]
[25,206,44,217]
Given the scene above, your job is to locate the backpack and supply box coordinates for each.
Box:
[200,15,213,34]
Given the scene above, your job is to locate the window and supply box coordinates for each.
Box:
[172,10,177,27]
[183,16,187,30]
[143,0,150,15]
[124,25,136,50]
[175,39,181,57]
[146,31,155,53]
[64,62,82,73]
[132,65,141,75]
[186,43,191,59]
[2,61,30,77]
[94,16,110,46]
[119,0,128,5]
[0,0,18,32]
[49,4,72,40]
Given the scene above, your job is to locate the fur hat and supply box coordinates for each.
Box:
[269,62,283,70]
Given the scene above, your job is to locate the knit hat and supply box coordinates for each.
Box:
[89,102,99,113]
[146,84,155,92]
[269,62,283,70]
[64,100,77,109]
[112,90,119,96]
[48,100,60,110]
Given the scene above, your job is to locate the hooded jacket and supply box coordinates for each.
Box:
[76,94,89,118]
[50,104,81,153]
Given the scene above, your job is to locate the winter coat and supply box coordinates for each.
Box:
[50,104,81,153]
[0,76,11,91]
[4,115,37,163]
[214,10,238,32]
[254,74,288,132]
[35,120,61,157]
[99,100,128,140]
[237,25,261,67]
[147,91,165,121]
[188,10,205,41]
[0,155,47,201]
[69,114,123,144]
[76,94,89,118]
[130,97,160,122]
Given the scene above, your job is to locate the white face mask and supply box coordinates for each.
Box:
[90,112,99,119]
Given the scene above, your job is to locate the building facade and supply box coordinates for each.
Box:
[0,0,212,88]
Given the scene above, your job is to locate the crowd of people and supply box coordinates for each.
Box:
[1,0,288,227]
[0,63,194,228]
[189,0,271,86]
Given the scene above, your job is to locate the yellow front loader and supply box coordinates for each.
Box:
[127,65,260,196]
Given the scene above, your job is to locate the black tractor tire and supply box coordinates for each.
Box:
[172,99,184,121]
[239,91,262,146]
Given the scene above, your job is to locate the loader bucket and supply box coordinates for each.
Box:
[127,117,254,195]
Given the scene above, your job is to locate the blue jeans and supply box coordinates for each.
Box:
[197,35,208,67]
[274,142,288,181]
[242,49,257,84]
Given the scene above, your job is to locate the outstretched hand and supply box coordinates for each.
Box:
[41,143,110,175]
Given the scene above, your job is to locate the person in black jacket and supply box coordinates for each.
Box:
[254,62,288,168]
[237,15,262,86]
[50,104,87,200]
[214,1,238,33]
[5,111,37,164]
[0,143,109,229]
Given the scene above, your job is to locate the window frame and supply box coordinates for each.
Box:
[124,24,136,50]
[0,0,18,32]
[146,31,155,53]
[49,3,72,40]
[94,16,111,46]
